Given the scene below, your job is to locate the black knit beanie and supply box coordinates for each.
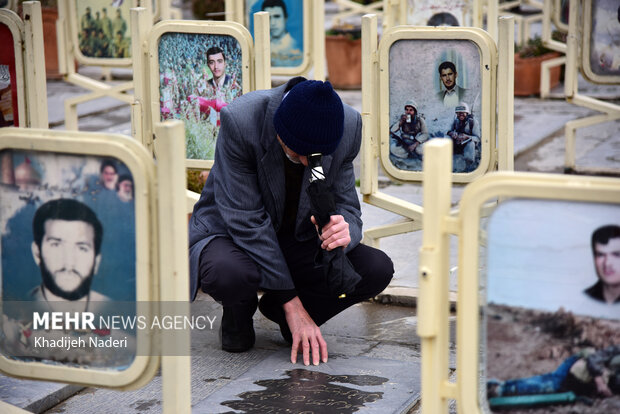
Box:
[273,80,344,155]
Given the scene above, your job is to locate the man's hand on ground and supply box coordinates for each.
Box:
[311,215,350,251]
[283,297,328,366]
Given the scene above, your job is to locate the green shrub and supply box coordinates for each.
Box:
[516,36,555,58]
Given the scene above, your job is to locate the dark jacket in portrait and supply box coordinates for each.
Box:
[584,280,620,304]
[188,77,363,300]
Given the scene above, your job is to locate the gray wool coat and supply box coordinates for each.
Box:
[188,78,363,300]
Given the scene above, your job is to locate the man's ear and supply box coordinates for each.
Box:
[94,254,102,275]
[31,242,41,266]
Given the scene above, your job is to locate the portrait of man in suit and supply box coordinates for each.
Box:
[584,224,620,304]
[436,60,468,107]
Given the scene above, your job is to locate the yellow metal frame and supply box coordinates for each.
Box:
[141,0,182,23]
[252,0,312,78]
[563,0,620,174]
[0,3,49,128]
[498,0,544,46]
[455,170,620,413]
[381,0,403,30]
[66,0,135,67]
[251,0,311,77]
[481,0,499,42]
[2,0,17,11]
[21,2,49,129]
[132,8,268,214]
[0,7,27,127]
[540,0,567,98]
[150,0,161,21]
[0,128,159,389]
[580,0,620,85]
[360,14,513,248]
[228,0,324,80]
[56,0,138,130]
[383,0,480,33]
[333,0,383,26]
[147,19,254,171]
[154,120,191,414]
[377,26,497,184]
[332,0,382,26]
[552,0,569,32]
[417,140,455,414]
[225,0,243,23]
[0,400,30,414]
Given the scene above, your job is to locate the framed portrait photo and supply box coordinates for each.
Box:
[0,128,158,388]
[378,26,497,183]
[149,20,253,170]
[68,0,133,66]
[455,173,620,413]
[581,0,620,84]
[405,0,474,27]
[246,0,310,75]
[0,8,25,127]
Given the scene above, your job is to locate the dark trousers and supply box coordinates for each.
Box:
[198,235,394,326]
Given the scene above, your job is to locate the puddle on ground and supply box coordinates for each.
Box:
[220,368,388,413]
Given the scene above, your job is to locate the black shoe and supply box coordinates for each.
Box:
[220,298,257,353]
[258,294,293,345]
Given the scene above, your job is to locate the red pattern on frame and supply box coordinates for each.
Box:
[0,23,19,127]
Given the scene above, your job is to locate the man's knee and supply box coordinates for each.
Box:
[390,142,409,159]
[367,248,394,291]
[199,245,261,304]
[350,245,394,292]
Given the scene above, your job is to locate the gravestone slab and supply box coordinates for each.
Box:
[193,350,420,413]
[0,374,82,413]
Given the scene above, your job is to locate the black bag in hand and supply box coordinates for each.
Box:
[306,177,361,297]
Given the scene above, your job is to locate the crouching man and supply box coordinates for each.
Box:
[188,78,394,366]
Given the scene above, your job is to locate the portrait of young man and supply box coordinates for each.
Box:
[158,33,243,159]
[0,197,138,366]
[29,198,109,309]
[436,60,468,108]
[584,224,620,304]
[205,45,243,112]
[250,0,303,67]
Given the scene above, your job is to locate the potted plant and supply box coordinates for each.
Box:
[325,24,362,90]
[514,34,563,96]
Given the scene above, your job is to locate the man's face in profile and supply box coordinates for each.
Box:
[32,219,100,300]
[440,68,457,90]
[207,52,226,81]
[265,6,286,39]
[101,165,118,190]
[594,237,620,287]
